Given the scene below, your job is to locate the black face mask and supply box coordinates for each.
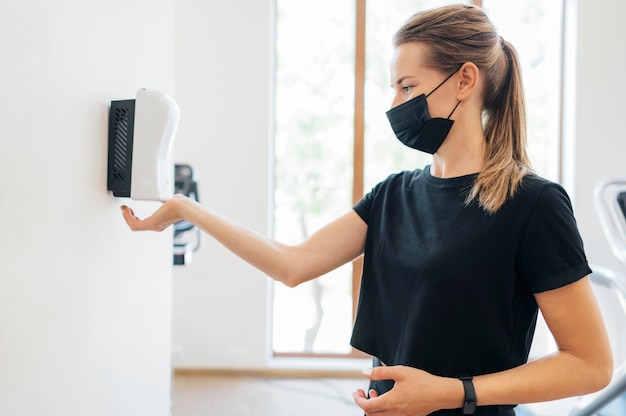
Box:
[386,69,461,154]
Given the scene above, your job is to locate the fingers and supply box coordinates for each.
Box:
[353,388,379,399]
[353,388,387,414]
[355,366,437,415]
[120,205,132,216]
[354,388,367,399]
[362,365,402,382]
[121,201,184,232]
[120,205,142,230]
[353,367,399,414]
[120,205,165,231]
[352,389,373,410]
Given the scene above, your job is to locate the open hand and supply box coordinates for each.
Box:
[121,194,188,232]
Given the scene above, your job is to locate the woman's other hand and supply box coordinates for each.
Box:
[353,365,463,416]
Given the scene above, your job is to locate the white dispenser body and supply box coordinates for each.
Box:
[130,89,180,201]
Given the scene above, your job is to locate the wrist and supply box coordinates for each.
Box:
[434,376,466,411]
[173,194,195,218]
[459,376,477,414]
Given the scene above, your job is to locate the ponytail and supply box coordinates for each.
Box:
[467,38,530,214]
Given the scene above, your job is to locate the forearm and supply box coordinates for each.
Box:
[426,350,612,413]
[473,350,613,406]
[176,197,365,287]
[176,198,299,285]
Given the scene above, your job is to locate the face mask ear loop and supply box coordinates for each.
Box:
[426,65,463,98]
[426,70,457,98]
[447,100,462,119]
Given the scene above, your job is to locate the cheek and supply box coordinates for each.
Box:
[424,97,449,118]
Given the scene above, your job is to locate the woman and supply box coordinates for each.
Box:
[122,4,612,415]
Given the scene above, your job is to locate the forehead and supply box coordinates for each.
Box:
[390,42,433,80]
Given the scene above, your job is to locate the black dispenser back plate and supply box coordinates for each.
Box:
[107,99,136,197]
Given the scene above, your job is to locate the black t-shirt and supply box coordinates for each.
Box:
[351,166,591,379]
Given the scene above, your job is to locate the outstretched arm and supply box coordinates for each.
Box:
[121,194,368,287]
[353,276,613,415]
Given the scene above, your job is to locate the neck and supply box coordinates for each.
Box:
[428,96,486,178]
[430,156,483,178]
[430,133,485,179]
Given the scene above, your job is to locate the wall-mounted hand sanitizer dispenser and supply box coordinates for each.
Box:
[107,89,180,201]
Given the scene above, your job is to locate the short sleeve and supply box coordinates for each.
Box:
[517,183,592,293]
[353,180,385,224]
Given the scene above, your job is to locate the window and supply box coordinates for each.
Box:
[272,0,564,356]
[272,0,356,355]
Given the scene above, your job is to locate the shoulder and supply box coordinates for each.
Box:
[511,173,581,241]
[514,173,572,209]
[353,169,425,223]
[494,173,577,228]
[514,174,590,292]
[517,172,555,194]
[370,168,425,194]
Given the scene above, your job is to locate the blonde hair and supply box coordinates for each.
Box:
[394,4,531,213]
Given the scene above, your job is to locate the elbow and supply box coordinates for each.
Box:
[592,359,614,392]
[273,269,308,288]
[268,246,311,288]
[596,347,615,391]
[583,353,614,394]
[279,275,301,288]
[586,371,613,395]
[281,270,313,288]
[272,251,315,288]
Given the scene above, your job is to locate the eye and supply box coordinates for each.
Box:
[401,85,414,95]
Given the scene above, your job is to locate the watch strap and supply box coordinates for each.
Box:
[460,375,477,415]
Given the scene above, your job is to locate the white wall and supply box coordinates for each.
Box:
[172,0,273,369]
[566,0,626,367]
[567,0,626,277]
[0,1,176,415]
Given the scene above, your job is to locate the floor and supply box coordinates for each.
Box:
[172,373,368,416]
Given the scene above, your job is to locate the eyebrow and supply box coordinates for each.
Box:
[391,76,415,88]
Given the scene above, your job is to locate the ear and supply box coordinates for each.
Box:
[456,62,479,100]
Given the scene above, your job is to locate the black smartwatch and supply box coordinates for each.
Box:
[460,376,477,414]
